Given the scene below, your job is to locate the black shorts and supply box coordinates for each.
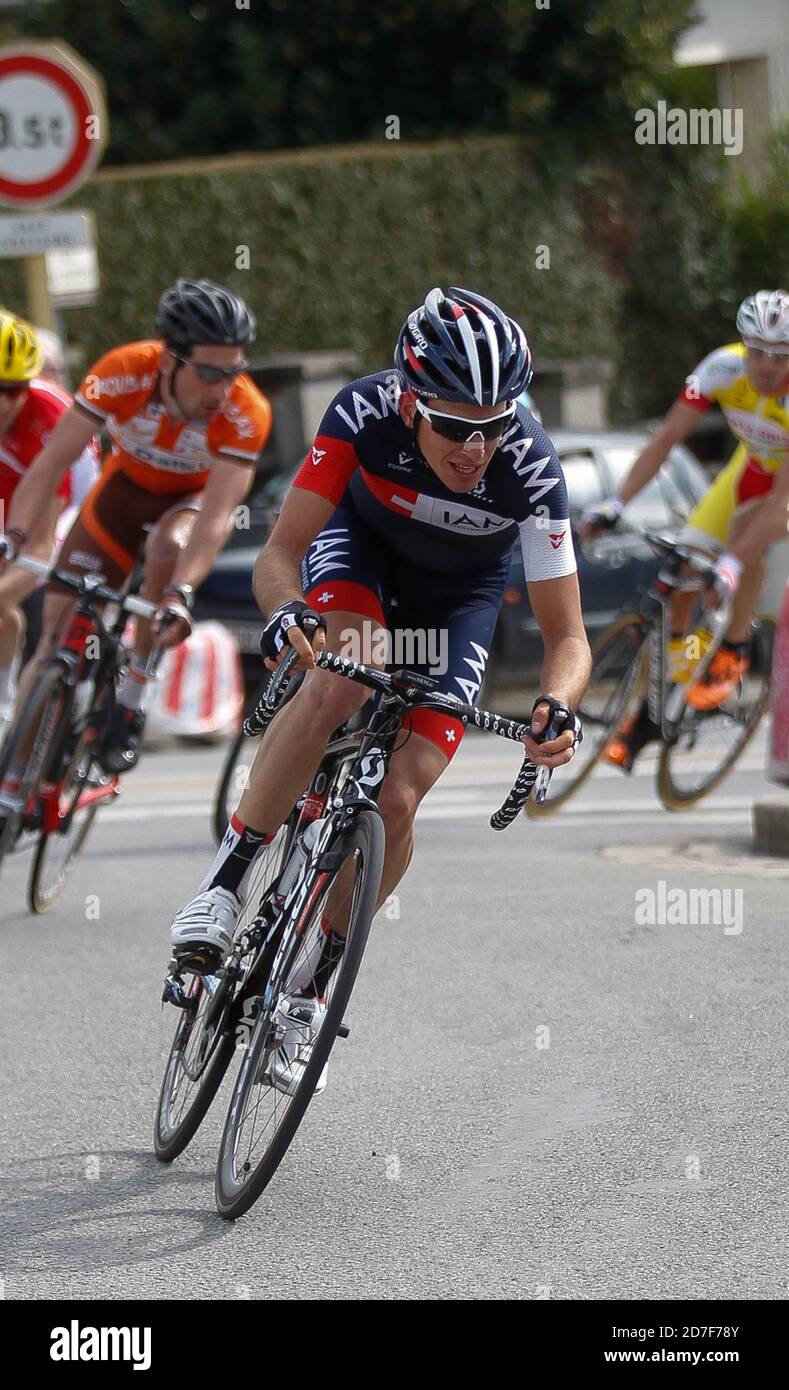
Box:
[301,498,509,756]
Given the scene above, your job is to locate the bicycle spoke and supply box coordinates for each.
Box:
[659,618,774,806]
[215,820,382,1217]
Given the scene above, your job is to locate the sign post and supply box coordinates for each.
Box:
[0,40,107,327]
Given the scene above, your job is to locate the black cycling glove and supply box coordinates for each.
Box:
[530,694,583,750]
[260,600,326,661]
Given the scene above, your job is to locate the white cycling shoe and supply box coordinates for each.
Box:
[267,994,328,1097]
[169,885,240,966]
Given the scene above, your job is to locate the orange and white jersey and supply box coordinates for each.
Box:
[74,340,272,495]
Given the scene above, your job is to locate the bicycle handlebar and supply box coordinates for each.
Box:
[583,525,720,582]
[244,646,558,829]
[11,552,158,618]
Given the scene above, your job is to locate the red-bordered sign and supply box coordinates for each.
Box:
[0,41,108,208]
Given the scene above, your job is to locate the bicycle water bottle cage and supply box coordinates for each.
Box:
[390,669,439,693]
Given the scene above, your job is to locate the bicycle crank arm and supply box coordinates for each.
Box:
[161,974,195,1010]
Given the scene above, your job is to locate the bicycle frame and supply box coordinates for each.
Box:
[164,657,546,1027]
[9,554,159,837]
[629,539,733,743]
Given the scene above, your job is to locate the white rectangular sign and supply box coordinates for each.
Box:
[0,210,94,258]
[46,244,100,306]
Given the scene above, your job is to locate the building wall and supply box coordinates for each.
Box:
[676,0,789,185]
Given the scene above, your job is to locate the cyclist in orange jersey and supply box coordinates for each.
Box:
[0,279,272,774]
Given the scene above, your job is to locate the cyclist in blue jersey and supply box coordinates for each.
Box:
[169,287,591,1095]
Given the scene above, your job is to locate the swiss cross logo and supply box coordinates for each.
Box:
[311,446,326,465]
[445,728,456,743]
[548,531,566,550]
[316,590,334,604]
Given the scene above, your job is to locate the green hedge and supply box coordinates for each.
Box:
[1,132,787,421]
[0,135,620,385]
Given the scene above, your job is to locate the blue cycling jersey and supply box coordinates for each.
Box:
[292,369,576,580]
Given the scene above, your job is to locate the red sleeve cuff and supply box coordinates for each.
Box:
[678,388,713,411]
[291,436,359,505]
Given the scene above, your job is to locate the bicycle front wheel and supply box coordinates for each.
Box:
[0,663,70,876]
[27,727,113,914]
[657,613,775,810]
[215,807,385,1220]
[527,613,648,817]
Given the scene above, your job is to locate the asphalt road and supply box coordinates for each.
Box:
[1,718,787,1301]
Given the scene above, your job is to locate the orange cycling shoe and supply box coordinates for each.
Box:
[603,705,660,773]
[686,647,749,711]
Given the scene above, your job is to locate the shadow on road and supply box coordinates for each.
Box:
[0,1147,231,1274]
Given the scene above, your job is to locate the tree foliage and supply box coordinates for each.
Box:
[14,0,697,165]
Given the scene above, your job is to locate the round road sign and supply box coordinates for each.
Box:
[0,41,108,208]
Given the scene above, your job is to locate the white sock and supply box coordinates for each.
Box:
[117,658,149,712]
[0,653,20,707]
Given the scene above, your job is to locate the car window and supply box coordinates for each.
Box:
[557,451,605,516]
[665,446,709,508]
[602,445,671,528]
[221,471,286,551]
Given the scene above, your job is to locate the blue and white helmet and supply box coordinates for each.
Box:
[395,286,533,405]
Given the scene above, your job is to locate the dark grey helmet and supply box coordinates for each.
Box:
[155,278,256,350]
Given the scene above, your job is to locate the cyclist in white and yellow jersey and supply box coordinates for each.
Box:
[582,289,789,769]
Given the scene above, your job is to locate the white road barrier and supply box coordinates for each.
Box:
[146,621,244,739]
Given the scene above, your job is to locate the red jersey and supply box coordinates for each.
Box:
[0,378,74,513]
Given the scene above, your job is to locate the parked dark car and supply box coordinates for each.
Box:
[194,429,710,694]
[491,429,710,686]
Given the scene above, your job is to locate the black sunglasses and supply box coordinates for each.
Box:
[172,353,248,384]
[414,398,516,443]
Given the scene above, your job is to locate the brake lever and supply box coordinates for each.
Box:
[531,716,560,805]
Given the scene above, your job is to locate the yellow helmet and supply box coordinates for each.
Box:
[0,311,43,383]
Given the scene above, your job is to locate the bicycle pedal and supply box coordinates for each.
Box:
[172,944,223,976]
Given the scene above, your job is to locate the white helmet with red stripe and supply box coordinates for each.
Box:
[395,286,533,405]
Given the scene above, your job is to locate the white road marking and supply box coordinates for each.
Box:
[96,800,755,829]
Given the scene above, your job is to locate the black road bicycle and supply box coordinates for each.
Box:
[155,645,557,1220]
[0,551,159,910]
[527,529,775,815]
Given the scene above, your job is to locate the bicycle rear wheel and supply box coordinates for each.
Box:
[212,672,305,844]
[154,971,239,1163]
[657,613,775,810]
[0,663,70,876]
[154,814,297,1162]
[527,613,648,817]
[215,807,385,1219]
[213,728,258,844]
